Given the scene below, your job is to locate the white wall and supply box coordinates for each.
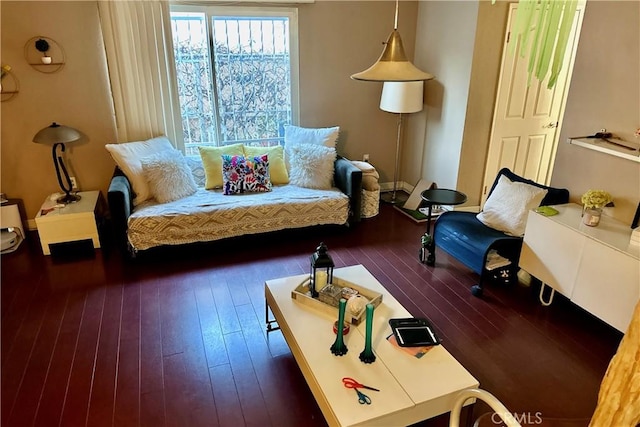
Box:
[407,0,479,190]
[1,1,117,222]
[457,1,509,206]
[551,1,640,223]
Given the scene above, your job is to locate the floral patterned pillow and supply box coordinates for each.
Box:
[222,154,272,195]
[246,154,272,193]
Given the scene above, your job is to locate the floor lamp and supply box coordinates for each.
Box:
[379,81,424,204]
[33,122,82,204]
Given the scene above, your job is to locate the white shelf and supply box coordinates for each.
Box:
[568,137,640,163]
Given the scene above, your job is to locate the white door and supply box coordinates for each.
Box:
[482,3,584,202]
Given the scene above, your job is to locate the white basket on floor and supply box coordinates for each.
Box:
[361,188,380,218]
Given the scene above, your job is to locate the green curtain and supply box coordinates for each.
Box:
[509,0,577,89]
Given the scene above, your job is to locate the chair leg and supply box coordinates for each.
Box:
[471,284,483,297]
[471,272,486,297]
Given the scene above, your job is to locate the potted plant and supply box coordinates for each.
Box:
[581,189,612,227]
[35,38,52,64]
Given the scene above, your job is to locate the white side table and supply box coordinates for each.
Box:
[35,191,102,255]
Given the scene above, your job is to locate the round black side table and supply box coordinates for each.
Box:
[420,189,467,266]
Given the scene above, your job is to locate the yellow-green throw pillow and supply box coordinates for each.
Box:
[198,143,245,189]
[243,145,289,185]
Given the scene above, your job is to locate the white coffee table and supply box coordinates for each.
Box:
[265,264,479,427]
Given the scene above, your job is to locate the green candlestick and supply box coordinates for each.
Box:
[330,298,348,356]
[359,303,376,363]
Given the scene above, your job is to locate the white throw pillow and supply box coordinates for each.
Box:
[140,149,197,203]
[476,175,548,237]
[284,125,339,172]
[284,125,340,148]
[105,136,174,206]
[185,156,206,188]
[287,144,336,190]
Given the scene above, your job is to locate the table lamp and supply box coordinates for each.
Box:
[33,122,82,204]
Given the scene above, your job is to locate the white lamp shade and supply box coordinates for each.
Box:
[380,81,424,114]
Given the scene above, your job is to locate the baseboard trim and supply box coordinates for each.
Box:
[379,181,413,193]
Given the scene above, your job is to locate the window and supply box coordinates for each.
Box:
[170,6,299,155]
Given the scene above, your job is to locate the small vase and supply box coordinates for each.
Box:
[583,207,602,227]
[330,298,348,356]
[359,303,376,364]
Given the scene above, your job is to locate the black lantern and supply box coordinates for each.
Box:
[310,242,334,298]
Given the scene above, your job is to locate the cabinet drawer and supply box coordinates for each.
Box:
[572,239,640,331]
[519,210,584,296]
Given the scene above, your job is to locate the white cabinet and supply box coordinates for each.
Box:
[519,203,640,332]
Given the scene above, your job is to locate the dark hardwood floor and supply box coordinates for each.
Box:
[1,203,622,427]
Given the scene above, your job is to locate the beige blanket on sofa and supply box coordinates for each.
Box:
[127,184,349,251]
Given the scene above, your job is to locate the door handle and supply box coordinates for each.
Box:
[542,122,558,129]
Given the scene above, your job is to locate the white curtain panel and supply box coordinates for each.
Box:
[98,1,183,147]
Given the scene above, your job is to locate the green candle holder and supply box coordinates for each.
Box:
[330,298,348,356]
[359,303,376,363]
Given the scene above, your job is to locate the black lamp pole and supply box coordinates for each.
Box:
[52,142,79,204]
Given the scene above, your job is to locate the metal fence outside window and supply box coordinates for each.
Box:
[171,12,293,155]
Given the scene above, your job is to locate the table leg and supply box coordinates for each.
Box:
[426,204,436,266]
[265,299,280,332]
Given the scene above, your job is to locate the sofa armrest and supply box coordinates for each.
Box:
[107,167,133,251]
[334,156,363,223]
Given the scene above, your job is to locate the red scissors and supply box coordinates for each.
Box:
[342,377,379,405]
[342,377,380,392]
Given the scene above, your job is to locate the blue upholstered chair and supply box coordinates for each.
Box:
[432,168,569,296]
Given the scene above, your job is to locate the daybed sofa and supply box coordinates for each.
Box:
[106,131,363,255]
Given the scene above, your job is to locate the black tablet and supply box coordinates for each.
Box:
[389,318,441,347]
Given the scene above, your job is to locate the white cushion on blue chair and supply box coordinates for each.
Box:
[476,175,548,237]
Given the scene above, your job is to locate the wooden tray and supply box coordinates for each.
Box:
[291,276,383,325]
